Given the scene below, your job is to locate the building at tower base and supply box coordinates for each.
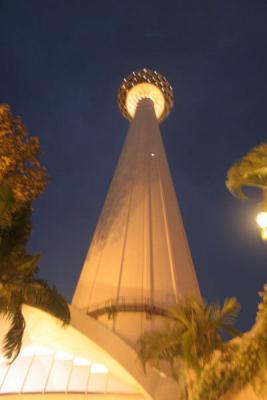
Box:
[0,306,179,399]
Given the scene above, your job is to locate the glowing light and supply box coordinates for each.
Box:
[118,68,173,122]
[126,83,165,120]
[261,228,267,241]
[73,357,91,366]
[150,153,155,157]
[21,347,37,356]
[34,346,53,356]
[90,363,108,374]
[256,211,267,229]
[54,351,73,360]
[20,345,53,356]
[0,355,7,364]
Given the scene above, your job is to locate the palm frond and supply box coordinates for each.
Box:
[2,305,25,361]
[15,254,40,278]
[169,296,203,328]
[219,297,241,326]
[21,279,70,325]
[219,324,241,338]
[138,295,241,380]
[0,295,9,311]
[180,330,195,367]
[172,356,188,384]
[138,330,180,369]
[226,142,267,199]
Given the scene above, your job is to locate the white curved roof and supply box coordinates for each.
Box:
[0,305,178,399]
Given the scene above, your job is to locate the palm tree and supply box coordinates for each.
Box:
[0,198,70,361]
[192,284,267,400]
[226,142,267,199]
[138,296,240,397]
[0,274,70,361]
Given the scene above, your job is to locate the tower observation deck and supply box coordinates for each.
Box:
[72,69,200,345]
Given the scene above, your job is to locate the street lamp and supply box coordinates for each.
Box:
[256,192,267,240]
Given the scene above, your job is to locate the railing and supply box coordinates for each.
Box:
[87,297,173,320]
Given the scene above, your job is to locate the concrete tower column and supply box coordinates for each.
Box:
[72,69,200,346]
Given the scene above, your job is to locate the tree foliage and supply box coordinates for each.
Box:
[192,285,267,400]
[138,296,240,399]
[0,104,70,362]
[0,104,48,207]
[138,287,267,400]
[226,142,267,199]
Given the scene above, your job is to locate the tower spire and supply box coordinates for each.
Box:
[72,69,200,345]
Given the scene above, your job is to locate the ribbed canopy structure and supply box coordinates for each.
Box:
[73,71,200,345]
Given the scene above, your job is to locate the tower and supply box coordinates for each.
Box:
[72,69,200,345]
[0,70,262,400]
[0,69,199,399]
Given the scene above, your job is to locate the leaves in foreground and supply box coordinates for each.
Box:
[138,287,267,400]
[0,106,69,361]
[226,142,267,199]
[138,296,240,396]
[192,284,267,400]
[0,272,70,361]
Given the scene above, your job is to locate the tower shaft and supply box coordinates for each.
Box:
[72,99,200,345]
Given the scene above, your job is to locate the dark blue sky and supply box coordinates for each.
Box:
[0,1,267,331]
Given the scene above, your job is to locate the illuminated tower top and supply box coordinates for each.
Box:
[118,68,174,122]
[73,69,200,346]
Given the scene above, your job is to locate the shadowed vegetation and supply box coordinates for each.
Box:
[226,142,267,199]
[0,105,70,361]
[138,288,267,400]
[138,296,240,399]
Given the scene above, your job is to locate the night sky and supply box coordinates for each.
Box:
[0,1,267,332]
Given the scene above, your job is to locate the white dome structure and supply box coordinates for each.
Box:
[0,305,178,399]
[0,69,200,399]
